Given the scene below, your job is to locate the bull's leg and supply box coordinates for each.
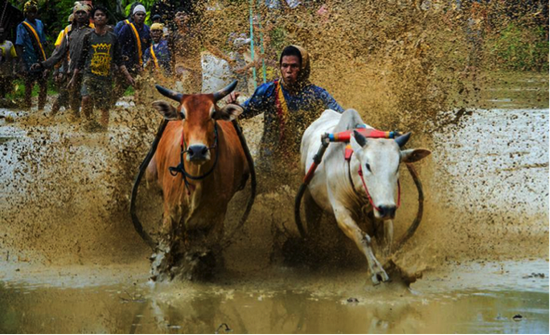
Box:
[161,210,175,236]
[333,206,389,284]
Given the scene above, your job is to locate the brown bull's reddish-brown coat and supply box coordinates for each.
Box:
[147,94,249,241]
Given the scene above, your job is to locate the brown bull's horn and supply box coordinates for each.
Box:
[213,80,238,102]
[156,85,183,102]
[395,132,411,148]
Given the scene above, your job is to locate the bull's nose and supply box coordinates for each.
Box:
[377,205,396,219]
[187,144,209,162]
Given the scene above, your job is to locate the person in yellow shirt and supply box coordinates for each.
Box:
[0,27,18,99]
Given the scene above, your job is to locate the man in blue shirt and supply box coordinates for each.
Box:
[15,1,48,110]
[228,45,344,170]
[113,4,151,104]
[143,23,170,76]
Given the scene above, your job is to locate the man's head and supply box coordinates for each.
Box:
[0,28,5,42]
[73,2,91,25]
[150,23,163,43]
[24,1,38,21]
[91,6,108,27]
[279,46,303,86]
[132,5,146,25]
[174,9,190,28]
[152,14,162,24]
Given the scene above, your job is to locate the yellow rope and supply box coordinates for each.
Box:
[128,23,142,66]
[22,21,46,60]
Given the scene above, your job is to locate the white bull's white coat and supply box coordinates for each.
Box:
[300,109,431,284]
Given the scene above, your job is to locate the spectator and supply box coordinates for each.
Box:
[0,27,17,99]
[113,4,150,103]
[69,5,134,131]
[114,2,143,35]
[33,2,94,119]
[151,14,169,37]
[15,1,48,110]
[143,23,170,76]
[49,14,74,117]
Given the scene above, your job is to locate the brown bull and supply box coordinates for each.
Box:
[146,81,250,280]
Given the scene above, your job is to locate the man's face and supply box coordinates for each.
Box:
[26,9,38,21]
[280,55,301,85]
[75,10,88,24]
[93,10,106,26]
[175,12,189,28]
[134,12,146,25]
[151,29,162,43]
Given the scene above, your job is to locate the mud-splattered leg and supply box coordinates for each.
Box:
[150,205,181,282]
[333,205,389,284]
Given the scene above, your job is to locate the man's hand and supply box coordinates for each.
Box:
[126,74,135,87]
[54,72,64,84]
[30,62,43,71]
[42,69,50,80]
[226,91,240,104]
[67,76,75,89]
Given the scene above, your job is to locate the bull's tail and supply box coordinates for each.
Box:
[130,119,169,250]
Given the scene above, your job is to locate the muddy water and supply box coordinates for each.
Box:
[0,260,548,333]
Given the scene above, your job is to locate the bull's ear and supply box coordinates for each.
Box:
[215,103,243,121]
[152,100,183,121]
[401,148,431,163]
[350,130,367,153]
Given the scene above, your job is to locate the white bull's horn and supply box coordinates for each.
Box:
[156,85,183,102]
[213,80,238,102]
[395,132,411,148]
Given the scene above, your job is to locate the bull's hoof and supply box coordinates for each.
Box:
[371,270,390,285]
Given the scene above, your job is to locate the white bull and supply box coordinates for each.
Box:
[300,109,431,284]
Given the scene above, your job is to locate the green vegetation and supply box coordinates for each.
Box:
[488,23,548,71]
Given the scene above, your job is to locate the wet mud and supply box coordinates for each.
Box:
[1,1,549,332]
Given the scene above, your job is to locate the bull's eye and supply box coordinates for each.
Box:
[366,163,371,172]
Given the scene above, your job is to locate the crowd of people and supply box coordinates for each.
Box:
[1,0,343,159]
[1,1,244,131]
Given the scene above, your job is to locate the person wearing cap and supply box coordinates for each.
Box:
[15,1,48,110]
[227,45,343,172]
[31,2,94,119]
[143,23,170,76]
[114,2,143,35]
[151,14,169,37]
[114,4,151,102]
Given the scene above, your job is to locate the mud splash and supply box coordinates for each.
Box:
[0,1,548,332]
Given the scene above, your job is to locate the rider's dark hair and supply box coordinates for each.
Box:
[279,46,302,65]
[91,5,108,18]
